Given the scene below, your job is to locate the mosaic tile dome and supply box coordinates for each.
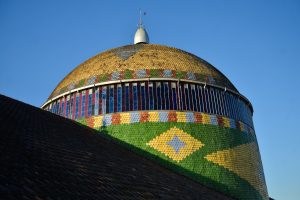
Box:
[43,43,268,200]
[47,44,238,100]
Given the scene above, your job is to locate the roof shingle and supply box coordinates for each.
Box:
[0,94,234,200]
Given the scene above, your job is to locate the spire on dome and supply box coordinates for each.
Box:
[134,10,149,44]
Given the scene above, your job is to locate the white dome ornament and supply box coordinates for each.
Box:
[134,10,149,44]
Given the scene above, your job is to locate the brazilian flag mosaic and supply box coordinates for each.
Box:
[78,112,268,200]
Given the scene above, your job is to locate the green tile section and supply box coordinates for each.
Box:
[92,122,266,200]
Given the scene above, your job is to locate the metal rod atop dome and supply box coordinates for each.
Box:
[138,9,146,28]
[134,9,149,44]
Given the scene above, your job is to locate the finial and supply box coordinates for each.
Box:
[134,9,149,44]
[138,9,146,28]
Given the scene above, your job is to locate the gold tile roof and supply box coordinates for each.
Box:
[48,44,237,100]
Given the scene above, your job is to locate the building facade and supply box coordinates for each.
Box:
[42,27,268,200]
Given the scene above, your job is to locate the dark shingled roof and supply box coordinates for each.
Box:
[0,94,234,200]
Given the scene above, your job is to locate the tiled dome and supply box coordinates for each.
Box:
[48,44,237,100]
[43,43,268,200]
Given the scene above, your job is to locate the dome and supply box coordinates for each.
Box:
[43,43,268,200]
[47,44,239,101]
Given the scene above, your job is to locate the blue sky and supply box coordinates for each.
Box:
[1,1,299,199]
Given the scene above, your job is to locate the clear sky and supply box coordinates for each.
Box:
[1,1,299,199]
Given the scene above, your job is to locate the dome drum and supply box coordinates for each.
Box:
[43,79,253,128]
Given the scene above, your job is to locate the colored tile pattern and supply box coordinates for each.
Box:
[88,76,96,84]
[205,142,268,199]
[136,69,147,78]
[163,69,173,78]
[99,121,267,200]
[93,116,103,128]
[79,111,255,136]
[49,69,234,99]
[111,71,120,80]
[147,127,204,162]
[74,110,267,200]
[48,43,236,98]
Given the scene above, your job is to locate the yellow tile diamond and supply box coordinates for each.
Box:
[204,142,268,198]
[147,127,204,162]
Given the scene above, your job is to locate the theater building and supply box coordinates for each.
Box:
[42,23,268,200]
